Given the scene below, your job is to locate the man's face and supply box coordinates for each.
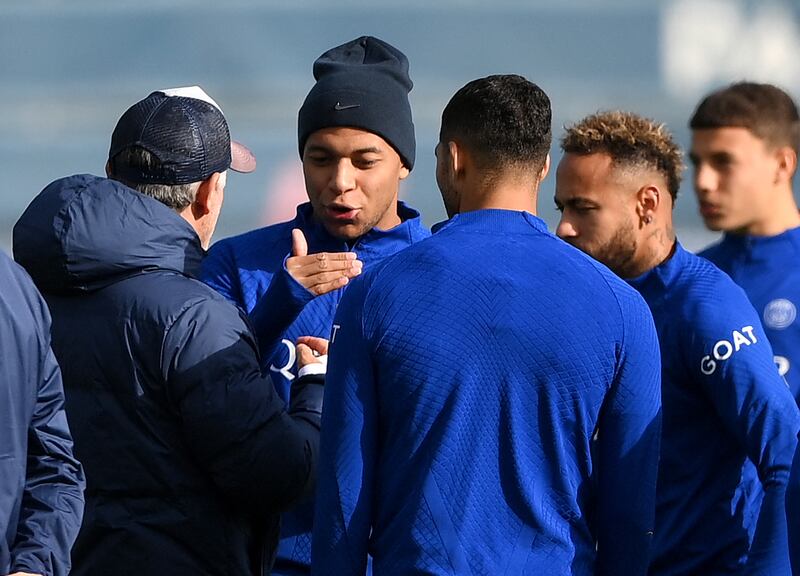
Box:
[435,141,459,218]
[303,127,410,241]
[555,152,639,276]
[690,127,778,233]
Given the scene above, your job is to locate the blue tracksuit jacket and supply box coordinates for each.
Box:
[312,209,663,576]
[0,250,85,576]
[701,228,800,404]
[202,201,429,574]
[628,242,800,576]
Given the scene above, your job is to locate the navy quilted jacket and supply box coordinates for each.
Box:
[13,174,323,576]
[0,249,84,576]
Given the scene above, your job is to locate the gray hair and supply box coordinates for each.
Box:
[109,146,200,211]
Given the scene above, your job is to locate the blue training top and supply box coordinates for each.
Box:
[312,209,662,576]
[201,201,429,574]
[701,227,800,405]
[628,242,800,575]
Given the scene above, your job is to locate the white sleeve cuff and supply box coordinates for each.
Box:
[298,357,328,378]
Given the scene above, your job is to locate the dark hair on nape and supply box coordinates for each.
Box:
[440,74,552,174]
[690,81,800,154]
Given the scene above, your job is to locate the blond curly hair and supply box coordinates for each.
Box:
[560,111,684,200]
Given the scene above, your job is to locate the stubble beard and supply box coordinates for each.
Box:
[585,220,639,278]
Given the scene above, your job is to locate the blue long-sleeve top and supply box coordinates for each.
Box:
[201,201,429,574]
[627,242,800,576]
[312,209,662,576]
[701,228,800,405]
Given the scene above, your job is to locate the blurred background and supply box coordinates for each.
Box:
[2,0,799,253]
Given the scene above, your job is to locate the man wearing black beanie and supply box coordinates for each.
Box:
[201,36,430,575]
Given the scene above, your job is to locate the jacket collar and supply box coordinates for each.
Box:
[432,208,548,235]
[292,201,429,261]
[627,241,686,299]
[718,226,800,262]
[14,174,204,293]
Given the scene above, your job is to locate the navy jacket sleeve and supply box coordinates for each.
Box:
[160,296,323,514]
[249,255,316,361]
[687,296,800,575]
[311,275,374,575]
[5,262,85,576]
[594,284,662,576]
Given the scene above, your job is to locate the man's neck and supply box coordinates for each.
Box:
[458,183,538,216]
[621,223,677,279]
[739,190,800,236]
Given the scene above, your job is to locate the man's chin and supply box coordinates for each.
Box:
[322,219,368,242]
[700,216,727,232]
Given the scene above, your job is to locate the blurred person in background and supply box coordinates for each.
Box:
[691,82,800,406]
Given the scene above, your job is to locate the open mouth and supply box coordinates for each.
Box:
[325,204,361,221]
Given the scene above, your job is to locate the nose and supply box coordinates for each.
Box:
[556,216,577,240]
[331,159,356,194]
[694,163,716,197]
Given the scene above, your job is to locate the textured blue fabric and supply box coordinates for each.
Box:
[0,250,85,576]
[201,201,429,574]
[701,228,800,405]
[312,209,662,576]
[13,174,323,576]
[628,243,800,575]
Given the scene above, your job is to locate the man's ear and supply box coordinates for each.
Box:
[774,145,797,184]
[539,153,551,181]
[636,184,661,224]
[448,140,464,178]
[105,161,112,178]
[192,172,222,218]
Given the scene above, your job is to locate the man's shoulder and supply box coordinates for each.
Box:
[696,243,728,269]
[209,220,296,264]
[673,251,759,333]
[127,270,245,327]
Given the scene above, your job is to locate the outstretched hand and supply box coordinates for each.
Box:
[286,229,362,296]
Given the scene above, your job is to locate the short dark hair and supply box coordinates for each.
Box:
[561,111,684,201]
[440,74,551,174]
[690,82,800,154]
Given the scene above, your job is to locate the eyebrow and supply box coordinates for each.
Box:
[689,150,734,164]
[557,196,599,207]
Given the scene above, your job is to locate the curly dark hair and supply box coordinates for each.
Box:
[561,110,684,201]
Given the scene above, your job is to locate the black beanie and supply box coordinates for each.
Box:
[298,36,416,170]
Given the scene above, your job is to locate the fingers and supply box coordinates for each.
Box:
[297,336,329,356]
[291,228,308,258]
[287,252,362,296]
[288,251,359,269]
[296,341,329,371]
